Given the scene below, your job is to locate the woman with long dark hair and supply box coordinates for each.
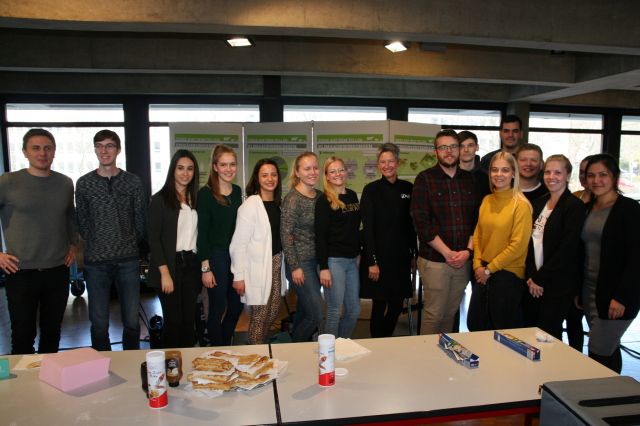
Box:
[148,149,200,348]
[196,144,244,346]
[580,154,640,372]
[230,158,284,344]
[281,152,324,342]
[315,156,361,338]
[525,155,584,340]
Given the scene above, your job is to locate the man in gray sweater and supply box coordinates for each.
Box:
[0,128,79,355]
[76,130,146,351]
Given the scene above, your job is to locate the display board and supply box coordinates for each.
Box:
[243,122,313,194]
[314,120,440,193]
[169,123,244,189]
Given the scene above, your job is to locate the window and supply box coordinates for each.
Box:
[529,111,603,192]
[6,104,126,183]
[149,104,259,194]
[408,108,502,156]
[284,105,386,122]
[620,116,640,199]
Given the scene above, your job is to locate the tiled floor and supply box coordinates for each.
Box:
[2,282,640,426]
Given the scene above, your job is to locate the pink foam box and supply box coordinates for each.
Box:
[39,347,110,392]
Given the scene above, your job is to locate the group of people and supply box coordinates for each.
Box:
[1,121,638,376]
[414,116,640,374]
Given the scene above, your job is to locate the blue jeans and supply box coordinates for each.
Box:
[286,259,324,342]
[324,257,360,338]
[206,251,244,346]
[84,260,140,351]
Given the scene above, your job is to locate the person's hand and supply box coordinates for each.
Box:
[475,267,490,284]
[368,265,380,281]
[202,270,216,288]
[609,299,625,319]
[64,245,77,267]
[232,280,245,296]
[0,253,20,274]
[161,275,174,294]
[527,278,544,298]
[320,269,332,289]
[447,250,470,269]
[574,295,583,310]
[291,268,305,286]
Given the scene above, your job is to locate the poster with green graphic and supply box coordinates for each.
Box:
[314,121,440,193]
[170,123,244,189]
[244,122,313,194]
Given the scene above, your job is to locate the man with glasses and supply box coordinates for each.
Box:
[76,129,146,351]
[411,129,480,335]
[0,128,78,354]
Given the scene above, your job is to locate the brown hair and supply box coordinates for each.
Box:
[545,154,572,174]
[205,144,237,206]
[246,158,282,206]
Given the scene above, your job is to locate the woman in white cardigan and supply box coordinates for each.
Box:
[230,158,284,344]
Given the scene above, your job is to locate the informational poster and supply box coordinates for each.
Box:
[314,121,390,193]
[314,121,440,193]
[243,122,313,193]
[169,123,244,189]
[389,121,440,183]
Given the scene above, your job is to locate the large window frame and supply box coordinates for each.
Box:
[0,94,635,200]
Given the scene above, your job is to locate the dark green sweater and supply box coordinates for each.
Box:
[196,184,242,261]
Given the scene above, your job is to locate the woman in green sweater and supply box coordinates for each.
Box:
[196,144,244,346]
[470,152,532,330]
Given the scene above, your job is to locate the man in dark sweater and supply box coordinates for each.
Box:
[458,131,491,199]
[516,143,547,203]
[0,129,79,354]
[76,130,146,351]
[480,115,524,173]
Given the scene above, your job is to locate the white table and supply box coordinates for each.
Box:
[0,329,620,425]
[270,328,618,425]
[1,345,277,426]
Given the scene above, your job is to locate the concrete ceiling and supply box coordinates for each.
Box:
[1,0,639,108]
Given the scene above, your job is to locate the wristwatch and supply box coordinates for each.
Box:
[201,266,211,273]
[484,268,491,276]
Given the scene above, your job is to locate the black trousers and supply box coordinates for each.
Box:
[370,298,404,338]
[467,270,526,331]
[5,265,70,355]
[155,251,200,349]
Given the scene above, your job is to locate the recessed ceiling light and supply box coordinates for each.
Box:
[226,37,254,47]
[384,41,410,53]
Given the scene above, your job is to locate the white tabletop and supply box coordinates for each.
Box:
[1,345,278,426]
[270,328,618,425]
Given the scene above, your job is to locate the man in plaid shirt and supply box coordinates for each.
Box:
[411,129,481,335]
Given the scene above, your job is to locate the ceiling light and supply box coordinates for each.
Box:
[384,41,410,53]
[226,37,254,47]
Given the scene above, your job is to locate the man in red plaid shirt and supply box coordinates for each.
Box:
[411,129,481,335]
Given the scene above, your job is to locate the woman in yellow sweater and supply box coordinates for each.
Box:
[470,152,533,330]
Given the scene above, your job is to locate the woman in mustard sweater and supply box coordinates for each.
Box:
[470,152,532,330]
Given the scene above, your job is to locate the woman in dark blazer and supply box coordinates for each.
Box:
[360,142,416,338]
[148,149,201,349]
[580,154,640,373]
[525,155,585,341]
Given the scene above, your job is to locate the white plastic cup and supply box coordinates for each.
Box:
[146,351,168,408]
[318,334,335,386]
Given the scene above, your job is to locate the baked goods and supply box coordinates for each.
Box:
[192,357,234,372]
[187,350,278,393]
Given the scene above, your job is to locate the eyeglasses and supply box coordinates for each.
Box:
[329,168,345,174]
[436,144,460,151]
[95,143,118,150]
